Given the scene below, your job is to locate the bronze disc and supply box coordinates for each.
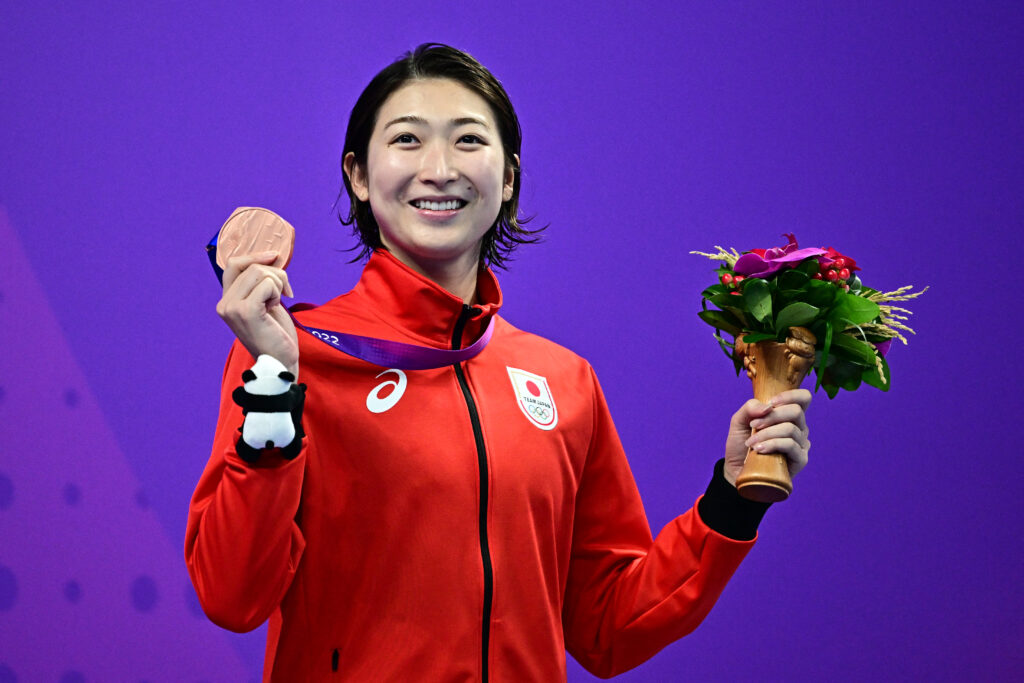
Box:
[215,207,295,271]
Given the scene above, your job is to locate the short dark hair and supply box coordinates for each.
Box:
[338,43,541,268]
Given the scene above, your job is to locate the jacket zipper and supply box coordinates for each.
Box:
[452,305,493,683]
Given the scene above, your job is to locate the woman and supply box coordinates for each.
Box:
[186,43,811,681]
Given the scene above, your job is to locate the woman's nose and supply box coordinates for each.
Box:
[418,142,458,185]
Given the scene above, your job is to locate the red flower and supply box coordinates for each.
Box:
[820,246,860,272]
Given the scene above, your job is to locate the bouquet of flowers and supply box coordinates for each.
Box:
[692,234,926,399]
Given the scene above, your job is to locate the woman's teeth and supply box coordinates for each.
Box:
[414,199,464,211]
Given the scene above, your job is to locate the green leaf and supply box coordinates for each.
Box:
[797,257,823,276]
[743,278,772,324]
[804,280,839,308]
[777,270,810,291]
[698,310,743,337]
[830,332,879,366]
[823,379,840,399]
[862,355,891,391]
[831,360,863,391]
[712,331,744,375]
[833,292,881,326]
[723,307,751,329]
[710,292,745,310]
[704,292,751,329]
[701,284,730,299]
[775,302,820,334]
[711,330,737,362]
[815,321,833,392]
[741,332,776,343]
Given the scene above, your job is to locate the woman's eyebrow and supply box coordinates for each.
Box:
[384,115,426,129]
[384,115,491,129]
[451,116,489,128]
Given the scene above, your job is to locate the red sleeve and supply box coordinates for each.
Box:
[562,367,755,678]
[184,342,307,633]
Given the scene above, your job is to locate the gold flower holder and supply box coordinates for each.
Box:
[733,326,817,503]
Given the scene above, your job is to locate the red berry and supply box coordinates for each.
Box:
[839,267,850,280]
[835,257,846,269]
[730,291,741,296]
[733,275,745,283]
[720,273,734,285]
[825,269,839,282]
[813,272,823,280]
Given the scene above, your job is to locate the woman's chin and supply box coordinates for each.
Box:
[381,231,484,268]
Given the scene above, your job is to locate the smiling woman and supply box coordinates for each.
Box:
[187,43,813,682]
[338,44,538,275]
[343,79,516,301]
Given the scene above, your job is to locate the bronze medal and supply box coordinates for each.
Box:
[215,207,295,271]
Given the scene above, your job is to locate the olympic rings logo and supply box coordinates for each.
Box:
[528,404,551,421]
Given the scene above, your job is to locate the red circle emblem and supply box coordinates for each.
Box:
[525,380,541,397]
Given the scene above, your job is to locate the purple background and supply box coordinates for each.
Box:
[1,2,1021,681]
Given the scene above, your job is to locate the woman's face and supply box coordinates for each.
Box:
[345,78,515,275]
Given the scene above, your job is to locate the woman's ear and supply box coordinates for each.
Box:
[502,154,519,202]
[343,152,370,202]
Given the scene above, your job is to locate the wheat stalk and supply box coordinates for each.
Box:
[690,246,741,268]
[874,351,888,385]
[867,284,929,304]
[850,285,928,345]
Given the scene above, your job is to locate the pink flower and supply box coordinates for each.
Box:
[733,234,827,279]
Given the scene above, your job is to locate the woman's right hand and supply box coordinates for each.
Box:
[216,251,299,378]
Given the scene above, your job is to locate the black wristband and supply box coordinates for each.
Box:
[697,459,771,541]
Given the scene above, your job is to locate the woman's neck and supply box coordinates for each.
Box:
[384,246,481,304]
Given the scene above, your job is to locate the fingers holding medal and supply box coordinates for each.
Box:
[215,208,300,377]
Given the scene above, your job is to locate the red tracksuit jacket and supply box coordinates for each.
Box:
[186,250,757,681]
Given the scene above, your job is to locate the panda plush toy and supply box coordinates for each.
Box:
[232,354,306,463]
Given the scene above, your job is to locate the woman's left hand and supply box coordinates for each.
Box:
[723,389,812,487]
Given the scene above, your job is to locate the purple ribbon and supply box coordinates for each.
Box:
[289,310,494,370]
[206,229,492,369]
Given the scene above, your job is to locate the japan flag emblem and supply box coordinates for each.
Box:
[507,367,558,430]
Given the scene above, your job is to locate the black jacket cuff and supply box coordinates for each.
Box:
[697,459,771,541]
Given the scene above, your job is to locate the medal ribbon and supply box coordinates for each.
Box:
[207,232,494,370]
[291,313,494,370]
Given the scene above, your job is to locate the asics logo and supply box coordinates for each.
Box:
[366,369,407,413]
